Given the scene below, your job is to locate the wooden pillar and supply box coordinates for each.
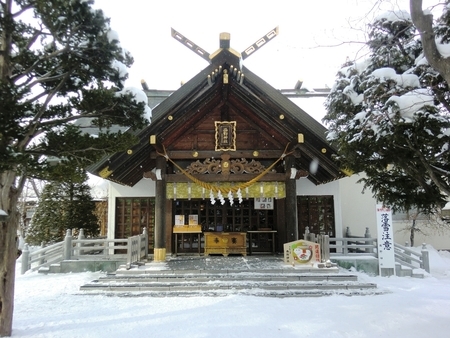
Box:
[165,199,173,254]
[275,198,286,252]
[154,156,167,262]
[284,155,298,242]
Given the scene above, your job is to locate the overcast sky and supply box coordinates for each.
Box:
[89,0,440,125]
[92,0,417,91]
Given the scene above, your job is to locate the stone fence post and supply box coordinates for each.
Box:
[421,243,430,273]
[77,228,85,256]
[345,226,351,237]
[39,242,45,265]
[143,227,148,258]
[63,229,73,260]
[21,244,30,275]
[318,235,330,262]
[303,226,310,240]
[364,227,374,253]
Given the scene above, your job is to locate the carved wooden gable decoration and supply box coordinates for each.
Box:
[88,28,346,187]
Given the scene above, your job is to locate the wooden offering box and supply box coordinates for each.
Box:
[173,225,202,233]
[204,232,247,256]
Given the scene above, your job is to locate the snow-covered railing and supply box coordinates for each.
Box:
[20,241,64,274]
[394,242,430,273]
[20,228,148,274]
[329,237,378,257]
[304,226,430,274]
[304,226,377,257]
[126,228,148,269]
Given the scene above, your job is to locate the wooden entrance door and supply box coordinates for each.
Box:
[115,197,155,251]
[297,196,335,238]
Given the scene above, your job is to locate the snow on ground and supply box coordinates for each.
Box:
[12,247,450,338]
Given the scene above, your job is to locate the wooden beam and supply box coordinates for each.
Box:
[150,150,297,159]
[166,173,286,183]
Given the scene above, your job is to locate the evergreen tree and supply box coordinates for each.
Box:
[324,9,450,214]
[26,173,99,246]
[0,1,151,335]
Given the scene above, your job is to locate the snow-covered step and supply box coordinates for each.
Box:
[80,256,381,297]
[79,282,379,297]
[395,263,425,278]
[94,272,359,283]
[80,271,379,296]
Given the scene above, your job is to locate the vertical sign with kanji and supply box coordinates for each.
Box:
[376,204,396,276]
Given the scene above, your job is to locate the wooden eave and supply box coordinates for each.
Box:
[88,49,345,186]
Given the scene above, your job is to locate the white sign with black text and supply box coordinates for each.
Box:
[376,204,396,276]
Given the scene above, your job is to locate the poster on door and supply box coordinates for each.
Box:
[254,197,274,210]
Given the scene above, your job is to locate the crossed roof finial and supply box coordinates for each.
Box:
[171,26,279,64]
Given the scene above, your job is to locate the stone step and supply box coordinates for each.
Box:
[80,280,379,296]
[96,273,359,283]
[116,265,342,275]
[80,272,379,297]
[79,257,381,297]
[395,263,425,278]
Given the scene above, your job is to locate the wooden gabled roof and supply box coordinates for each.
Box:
[88,35,345,187]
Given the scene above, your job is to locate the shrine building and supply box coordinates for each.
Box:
[88,28,379,260]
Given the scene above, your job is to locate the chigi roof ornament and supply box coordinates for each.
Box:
[170,26,279,64]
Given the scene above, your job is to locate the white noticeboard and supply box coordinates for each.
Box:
[376,204,396,276]
[254,197,274,210]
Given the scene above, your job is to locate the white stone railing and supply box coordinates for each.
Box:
[304,226,430,273]
[20,228,148,274]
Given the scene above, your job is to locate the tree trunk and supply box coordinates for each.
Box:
[410,219,416,248]
[0,171,20,337]
[411,0,450,86]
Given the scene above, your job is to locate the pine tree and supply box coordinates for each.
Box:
[26,174,99,246]
[324,9,450,214]
[0,1,151,335]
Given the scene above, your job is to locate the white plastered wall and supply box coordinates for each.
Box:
[337,174,378,238]
[107,178,156,239]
